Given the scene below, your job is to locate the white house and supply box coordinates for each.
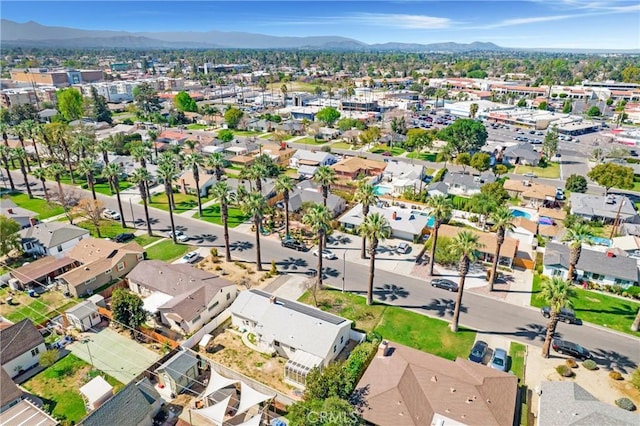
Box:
[507,217,538,246]
[339,204,430,242]
[229,289,353,387]
[66,301,102,332]
[0,319,47,378]
[289,149,337,171]
[377,161,426,195]
[19,222,89,258]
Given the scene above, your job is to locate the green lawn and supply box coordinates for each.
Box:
[296,137,327,145]
[88,181,132,196]
[187,123,208,130]
[509,342,529,426]
[7,192,65,219]
[531,274,640,337]
[77,219,129,239]
[515,163,560,178]
[406,151,438,162]
[148,192,208,213]
[232,130,262,137]
[370,144,406,156]
[196,204,249,227]
[299,289,475,360]
[331,142,352,149]
[260,133,293,140]
[135,234,162,248]
[5,299,78,324]
[145,240,194,262]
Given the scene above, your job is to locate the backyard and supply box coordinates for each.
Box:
[515,163,560,179]
[0,286,79,324]
[186,123,208,130]
[196,204,248,227]
[7,192,64,219]
[145,240,194,262]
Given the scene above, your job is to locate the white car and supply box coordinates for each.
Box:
[167,230,189,242]
[181,251,200,264]
[102,209,121,220]
[396,242,411,254]
[313,249,337,260]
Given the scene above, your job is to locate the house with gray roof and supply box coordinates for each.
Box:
[537,382,638,426]
[66,300,101,332]
[569,193,639,224]
[0,319,46,379]
[502,143,540,166]
[543,242,639,287]
[289,149,337,173]
[127,261,237,335]
[339,204,431,242]
[1,200,37,229]
[19,222,89,259]
[426,181,449,197]
[79,378,161,426]
[442,171,495,196]
[229,289,353,388]
[0,369,23,413]
[286,180,346,217]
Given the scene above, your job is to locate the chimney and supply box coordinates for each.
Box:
[29,218,37,227]
[269,295,277,304]
[377,340,390,357]
[7,208,13,214]
[392,211,397,220]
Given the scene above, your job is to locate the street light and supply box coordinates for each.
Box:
[81,338,94,369]
[342,250,347,293]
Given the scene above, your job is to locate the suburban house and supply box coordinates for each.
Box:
[289,149,337,177]
[332,157,386,180]
[502,143,540,166]
[174,170,217,198]
[57,238,145,298]
[65,300,102,332]
[507,217,538,245]
[79,378,161,426]
[276,120,304,135]
[339,204,430,242]
[503,180,557,207]
[1,200,37,229]
[286,180,346,217]
[155,350,202,395]
[438,224,519,268]
[127,261,237,335]
[316,127,340,140]
[444,172,495,197]
[0,319,46,379]
[612,235,640,258]
[537,382,639,426]
[569,193,639,224]
[9,255,78,289]
[1,390,57,426]
[543,242,639,287]
[355,340,518,426]
[19,222,89,258]
[252,142,295,167]
[375,161,426,195]
[229,290,353,387]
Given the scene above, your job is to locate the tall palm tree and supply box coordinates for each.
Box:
[0,145,15,191]
[274,175,294,238]
[77,158,98,200]
[48,122,75,184]
[97,138,112,167]
[22,120,43,169]
[129,143,152,203]
[450,230,484,332]
[359,212,391,305]
[46,162,66,200]
[13,123,32,173]
[148,130,159,161]
[101,163,127,228]
[0,123,15,169]
[183,152,205,217]
[540,277,576,357]
[247,161,268,194]
[206,152,227,182]
[353,181,378,259]
[302,205,333,288]
[11,148,33,199]
[489,206,515,290]
[313,165,337,208]
[32,168,49,202]
[426,195,453,276]
[129,167,153,236]
[210,182,235,262]
[240,191,268,271]
[157,158,179,243]
[563,223,594,282]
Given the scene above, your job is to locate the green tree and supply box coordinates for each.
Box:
[217,129,234,143]
[563,223,593,282]
[316,107,341,127]
[470,152,491,173]
[480,181,509,202]
[183,152,204,217]
[0,145,15,191]
[274,175,295,238]
[157,153,179,243]
[469,103,479,119]
[132,83,161,117]
[426,195,452,276]
[210,182,236,262]
[587,163,634,194]
[313,166,337,208]
[241,191,268,271]
[358,127,381,146]
[586,106,601,117]
[11,148,33,199]
[562,100,572,114]
[540,278,576,357]
[517,99,527,107]
[32,167,49,202]
[46,162,65,201]
[206,152,227,182]
[303,362,351,400]
[437,118,488,154]
[129,168,153,236]
[455,152,471,173]
[39,349,59,368]
[353,181,379,259]
[450,230,484,332]
[303,205,333,288]
[77,158,98,200]
[224,107,244,129]
[0,216,21,257]
[405,128,433,151]
[538,101,548,110]
[543,126,559,159]
[470,192,497,229]
[90,87,112,123]
[359,212,391,305]
[56,88,83,122]
[101,162,127,228]
[493,164,508,178]
[488,206,515,290]
[111,289,147,334]
[174,91,198,112]
[565,174,587,193]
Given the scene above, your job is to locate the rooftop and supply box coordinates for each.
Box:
[19,222,89,249]
[0,319,44,365]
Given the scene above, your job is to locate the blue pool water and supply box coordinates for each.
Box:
[510,208,532,220]
[591,237,612,247]
[373,185,392,196]
[427,216,435,228]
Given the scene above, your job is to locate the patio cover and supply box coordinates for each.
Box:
[235,382,275,416]
[203,369,239,398]
[237,413,263,426]
[193,395,231,425]
[142,291,173,314]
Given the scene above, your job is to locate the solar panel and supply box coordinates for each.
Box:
[251,289,347,325]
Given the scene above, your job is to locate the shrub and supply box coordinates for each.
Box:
[210,247,218,257]
[582,359,598,370]
[556,365,574,377]
[433,167,447,182]
[615,398,637,411]
[626,286,640,299]
[631,368,640,390]
[565,358,578,368]
[270,260,278,275]
[609,371,624,380]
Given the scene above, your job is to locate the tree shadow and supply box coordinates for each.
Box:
[418,298,466,318]
[306,267,339,280]
[478,323,559,343]
[191,233,218,243]
[277,257,309,271]
[350,384,370,411]
[590,349,637,373]
[327,235,352,246]
[229,240,253,252]
[374,284,409,302]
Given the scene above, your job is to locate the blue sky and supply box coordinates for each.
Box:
[2,1,639,49]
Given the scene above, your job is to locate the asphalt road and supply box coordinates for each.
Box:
[5,169,638,367]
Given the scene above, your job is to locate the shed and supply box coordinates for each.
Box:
[156,350,201,395]
[80,376,113,411]
[66,301,101,332]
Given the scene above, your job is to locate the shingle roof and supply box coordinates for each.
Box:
[570,193,638,221]
[291,149,335,164]
[339,204,430,237]
[0,368,22,407]
[503,180,556,200]
[332,157,386,174]
[66,300,98,320]
[10,256,76,285]
[0,319,44,364]
[443,172,495,191]
[504,143,540,161]
[438,224,519,259]
[156,350,199,382]
[0,199,36,228]
[19,222,89,249]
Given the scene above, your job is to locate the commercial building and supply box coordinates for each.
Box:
[10,68,103,87]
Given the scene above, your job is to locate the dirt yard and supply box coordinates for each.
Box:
[194,253,280,291]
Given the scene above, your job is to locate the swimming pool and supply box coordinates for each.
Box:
[373,185,393,196]
[591,237,611,247]
[510,208,532,220]
[427,216,435,228]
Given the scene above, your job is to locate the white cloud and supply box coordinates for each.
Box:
[351,13,453,29]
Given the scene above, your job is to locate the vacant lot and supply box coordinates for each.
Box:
[0,286,79,324]
[7,192,64,219]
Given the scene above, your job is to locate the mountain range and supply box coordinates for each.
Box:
[1,19,638,53]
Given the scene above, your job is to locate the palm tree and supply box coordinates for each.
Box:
[129,143,152,203]
[183,152,205,216]
[489,206,515,290]
[32,168,49,202]
[46,162,65,200]
[211,182,236,262]
[0,145,15,191]
[129,168,153,236]
[0,123,15,169]
[540,277,576,357]
[313,165,337,208]
[426,195,453,276]
[97,138,112,167]
[22,120,43,169]
[450,230,484,332]
[13,123,32,173]
[302,205,333,288]
[206,152,227,182]
[274,175,294,238]
[564,223,594,282]
[359,212,391,305]
[632,308,640,332]
[48,123,75,184]
[77,158,98,200]
[353,181,378,259]
[157,158,179,243]
[11,148,33,198]
[148,130,159,161]
[101,163,127,228]
[247,161,268,194]
[240,192,268,271]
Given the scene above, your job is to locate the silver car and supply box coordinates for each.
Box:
[490,348,508,372]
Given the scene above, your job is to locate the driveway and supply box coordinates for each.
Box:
[68,327,161,384]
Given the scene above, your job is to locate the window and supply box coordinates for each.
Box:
[226,292,231,300]
[85,277,96,285]
[136,253,144,261]
[57,245,63,253]
[290,347,296,352]
[340,336,344,344]
[333,345,337,353]
[25,243,32,250]
[208,301,219,312]
[274,341,280,347]
[552,269,564,277]
[192,314,201,324]
[105,269,112,275]
[117,262,125,271]
[31,347,39,356]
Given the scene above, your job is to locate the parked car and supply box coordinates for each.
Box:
[282,238,307,251]
[541,306,579,324]
[181,251,200,264]
[552,339,592,359]
[490,348,509,372]
[430,278,458,292]
[167,230,189,242]
[468,340,488,363]
[113,233,135,243]
[523,173,538,178]
[396,242,411,254]
[313,249,337,260]
[102,209,121,220]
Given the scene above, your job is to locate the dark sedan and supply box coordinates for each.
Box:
[430,279,458,292]
[552,339,592,360]
[468,340,488,364]
[113,233,135,243]
[281,238,307,251]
